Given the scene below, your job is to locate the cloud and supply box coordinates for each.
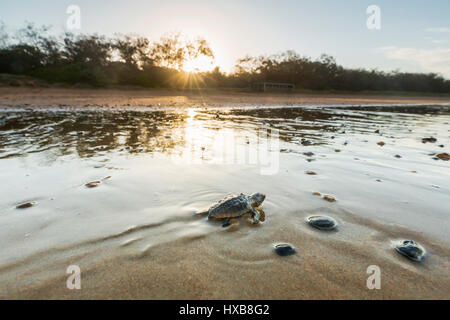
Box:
[426,27,450,33]
[380,46,450,77]
[431,39,448,44]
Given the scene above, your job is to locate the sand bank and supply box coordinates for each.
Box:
[1,87,449,108]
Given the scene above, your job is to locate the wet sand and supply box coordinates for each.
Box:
[1,87,449,108]
[2,217,449,300]
[0,105,449,299]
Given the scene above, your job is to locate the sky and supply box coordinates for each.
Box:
[1,0,449,77]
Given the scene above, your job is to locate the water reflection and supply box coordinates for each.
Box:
[0,105,449,161]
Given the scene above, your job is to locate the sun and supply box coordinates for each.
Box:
[183,55,215,73]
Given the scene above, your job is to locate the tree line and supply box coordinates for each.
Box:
[0,22,448,93]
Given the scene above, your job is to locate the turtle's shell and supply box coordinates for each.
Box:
[208,194,251,219]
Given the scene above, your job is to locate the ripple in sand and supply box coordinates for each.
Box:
[120,237,143,247]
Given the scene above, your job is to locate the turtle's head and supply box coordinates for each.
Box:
[249,193,266,207]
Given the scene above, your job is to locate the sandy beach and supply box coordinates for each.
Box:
[1,87,449,108]
[0,103,449,299]
[2,215,449,300]
[2,0,450,303]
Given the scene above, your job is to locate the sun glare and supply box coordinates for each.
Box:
[183,56,215,73]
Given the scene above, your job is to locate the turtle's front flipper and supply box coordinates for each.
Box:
[256,207,265,222]
[250,207,260,224]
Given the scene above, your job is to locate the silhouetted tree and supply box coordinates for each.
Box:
[151,32,214,70]
[0,22,448,92]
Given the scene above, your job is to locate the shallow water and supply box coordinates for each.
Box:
[0,105,449,298]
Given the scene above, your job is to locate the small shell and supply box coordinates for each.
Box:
[422,137,437,144]
[85,181,101,188]
[306,215,337,230]
[395,240,425,262]
[322,195,336,203]
[436,153,450,161]
[16,201,36,209]
[274,243,296,256]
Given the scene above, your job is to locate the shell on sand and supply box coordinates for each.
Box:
[395,240,426,262]
[306,215,337,230]
[274,243,296,256]
[85,181,101,188]
[16,201,36,209]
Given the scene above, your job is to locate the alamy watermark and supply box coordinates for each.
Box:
[366,265,381,290]
[66,5,81,30]
[366,5,381,30]
[171,127,280,175]
[66,265,81,290]
[65,265,380,291]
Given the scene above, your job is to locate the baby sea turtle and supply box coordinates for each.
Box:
[395,240,425,262]
[306,215,337,230]
[198,193,266,227]
[274,243,296,256]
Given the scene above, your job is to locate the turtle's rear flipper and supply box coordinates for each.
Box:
[194,208,209,217]
[222,218,239,228]
[222,218,231,228]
